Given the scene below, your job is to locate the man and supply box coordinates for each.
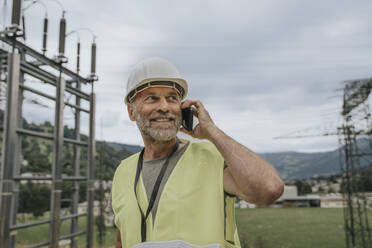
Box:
[112,57,284,248]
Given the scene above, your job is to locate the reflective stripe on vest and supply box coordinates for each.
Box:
[112,140,241,248]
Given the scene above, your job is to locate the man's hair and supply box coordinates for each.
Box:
[129,100,136,111]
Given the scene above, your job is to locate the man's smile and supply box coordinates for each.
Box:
[150,118,175,127]
[150,117,175,122]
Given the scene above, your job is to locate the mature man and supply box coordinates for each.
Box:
[112,57,284,248]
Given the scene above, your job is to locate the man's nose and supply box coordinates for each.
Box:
[157,97,170,113]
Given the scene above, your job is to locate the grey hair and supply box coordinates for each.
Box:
[129,100,137,111]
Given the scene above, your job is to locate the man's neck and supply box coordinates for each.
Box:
[142,137,178,161]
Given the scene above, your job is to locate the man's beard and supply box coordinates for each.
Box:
[134,109,181,142]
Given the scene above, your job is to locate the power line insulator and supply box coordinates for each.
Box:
[58,17,66,56]
[77,42,81,73]
[90,42,96,75]
[42,18,48,55]
[22,15,26,40]
[11,0,22,27]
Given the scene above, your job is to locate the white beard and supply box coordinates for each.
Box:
[134,110,182,142]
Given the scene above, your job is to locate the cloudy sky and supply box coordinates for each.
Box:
[2,0,372,153]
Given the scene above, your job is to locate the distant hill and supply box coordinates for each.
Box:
[261,150,340,180]
[105,138,372,180]
[106,142,142,154]
[104,140,342,180]
[261,138,372,180]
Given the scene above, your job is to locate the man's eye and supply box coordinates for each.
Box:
[168,95,179,101]
[146,96,158,101]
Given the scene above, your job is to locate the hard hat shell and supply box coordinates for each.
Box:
[125,57,188,104]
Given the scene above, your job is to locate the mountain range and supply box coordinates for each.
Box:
[107,138,372,180]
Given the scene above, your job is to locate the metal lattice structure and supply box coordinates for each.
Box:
[0,1,97,247]
[338,78,372,248]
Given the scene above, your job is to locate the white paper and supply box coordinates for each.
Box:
[131,240,220,248]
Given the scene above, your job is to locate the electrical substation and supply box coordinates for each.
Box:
[274,79,372,248]
[0,0,98,247]
[338,78,372,248]
[0,1,371,248]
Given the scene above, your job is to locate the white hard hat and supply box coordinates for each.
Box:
[125,57,188,104]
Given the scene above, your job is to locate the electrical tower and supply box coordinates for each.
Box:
[338,78,372,248]
[0,1,98,248]
[274,83,372,248]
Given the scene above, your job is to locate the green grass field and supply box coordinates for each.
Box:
[15,213,117,248]
[14,208,372,248]
[236,208,372,248]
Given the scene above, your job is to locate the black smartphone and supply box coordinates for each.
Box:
[181,107,194,131]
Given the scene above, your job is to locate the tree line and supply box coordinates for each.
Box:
[0,111,133,218]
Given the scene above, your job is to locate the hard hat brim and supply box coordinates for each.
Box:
[124,78,188,104]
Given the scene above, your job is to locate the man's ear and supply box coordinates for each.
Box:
[127,104,136,121]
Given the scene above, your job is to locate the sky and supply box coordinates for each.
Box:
[2,0,372,153]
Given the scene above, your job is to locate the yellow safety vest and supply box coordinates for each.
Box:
[112,140,241,248]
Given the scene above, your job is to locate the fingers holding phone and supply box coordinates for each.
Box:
[180,99,216,140]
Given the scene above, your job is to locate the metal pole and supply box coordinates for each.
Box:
[345,125,356,247]
[97,140,105,246]
[9,52,24,248]
[352,135,367,248]
[363,106,372,248]
[49,75,65,248]
[0,52,20,248]
[86,91,96,248]
[71,81,81,248]
[339,126,350,248]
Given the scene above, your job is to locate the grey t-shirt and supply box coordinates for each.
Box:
[142,141,190,223]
